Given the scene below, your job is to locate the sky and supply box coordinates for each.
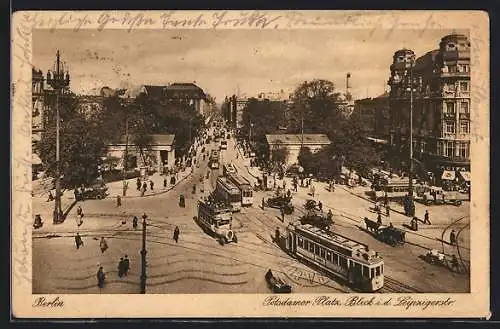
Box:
[33,28,463,104]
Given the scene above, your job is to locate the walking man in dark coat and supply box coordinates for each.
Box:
[97,266,105,289]
[150,180,154,191]
[75,233,83,249]
[377,213,382,225]
[133,216,138,229]
[318,201,323,212]
[450,229,457,245]
[173,226,180,243]
[118,258,125,278]
[262,197,265,210]
[423,210,431,225]
[136,178,141,191]
[123,255,130,275]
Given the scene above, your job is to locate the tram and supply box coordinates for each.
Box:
[285,224,384,292]
[215,176,242,212]
[209,150,220,169]
[227,173,254,207]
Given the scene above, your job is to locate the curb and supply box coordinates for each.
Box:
[110,169,194,200]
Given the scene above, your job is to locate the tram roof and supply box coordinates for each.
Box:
[227,173,250,186]
[296,224,383,264]
[217,176,240,192]
[198,199,232,213]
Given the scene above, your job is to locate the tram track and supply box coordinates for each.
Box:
[380,276,423,293]
[455,222,470,274]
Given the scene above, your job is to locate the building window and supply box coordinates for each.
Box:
[445,121,456,134]
[458,143,470,158]
[460,81,469,91]
[445,141,455,157]
[448,65,457,73]
[460,121,470,134]
[445,102,455,115]
[460,101,469,113]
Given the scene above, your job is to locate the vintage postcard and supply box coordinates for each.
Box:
[11,10,490,318]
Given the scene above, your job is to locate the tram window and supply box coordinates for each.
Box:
[320,248,325,258]
[371,268,375,278]
[326,251,331,262]
[381,264,384,274]
[309,242,314,253]
[339,257,347,268]
[376,266,381,276]
[363,265,369,278]
[333,253,339,265]
[303,240,308,249]
[314,245,320,256]
[298,237,303,248]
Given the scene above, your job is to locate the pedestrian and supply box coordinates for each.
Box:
[450,229,457,245]
[116,195,122,207]
[97,266,106,289]
[280,207,285,222]
[118,258,125,278]
[275,227,280,243]
[47,191,54,202]
[283,180,286,190]
[136,178,141,191]
[451,255,460,272]
[377,213,382,225]
[262,197,265,210]
[100,237,108,253]
[121,211,127,225]
[163,177,167,189]
[142,182,148,192]
[286,189,291,198]
[150,180,154,191]
[310,184,315,198]
[173,226,180,243]
[423,210,431,225]
[293,182,298,192]
[327,209,333,222]
[123,255,130,275]
[133,216,138,230]
[75,233,84,249]
[386,204,390,217]
[141,186,145,197]
[318,201,323,212]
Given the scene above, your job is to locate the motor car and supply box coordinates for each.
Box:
[83,182,109,200]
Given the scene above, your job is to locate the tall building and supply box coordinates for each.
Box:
[388,33,471,183]
[351,92,390,138]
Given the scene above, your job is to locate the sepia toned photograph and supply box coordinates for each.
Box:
[12,10,489,318]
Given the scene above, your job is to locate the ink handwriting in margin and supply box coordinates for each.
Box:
[12,13,34,285]
[469,24,488,145]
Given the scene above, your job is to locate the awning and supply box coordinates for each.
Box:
[441,170,456,180]
[32,153,42,165]
[459,171,471,182]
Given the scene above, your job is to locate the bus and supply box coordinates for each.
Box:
[373,178,417,200]
[196,198,237,244]
[215,176,242,212]
[220,140,228,150]
[209,150,220,169]
[285,223,384,292]
[227,173,253,207]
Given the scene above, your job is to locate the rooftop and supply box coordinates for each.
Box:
[266,134,331,145]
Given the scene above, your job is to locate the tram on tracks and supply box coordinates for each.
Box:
[209,150,220,169]
[215,176,242,212]
[285,224,384,292]
[227,173,254,207]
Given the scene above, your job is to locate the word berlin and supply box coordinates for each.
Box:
[263,296,456,310]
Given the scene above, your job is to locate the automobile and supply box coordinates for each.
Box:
[83,182,109,200]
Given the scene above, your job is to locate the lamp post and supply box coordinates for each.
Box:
[404,58,422,216]
[46,50,70,224]
[140,214,148,294]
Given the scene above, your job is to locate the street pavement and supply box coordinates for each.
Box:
[32,131,470,294]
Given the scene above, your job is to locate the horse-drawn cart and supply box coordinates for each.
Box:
[363,218,405,246]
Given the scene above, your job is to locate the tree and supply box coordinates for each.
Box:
[270,140,289,171]
[289,79,343,134]
[38,94,106,187]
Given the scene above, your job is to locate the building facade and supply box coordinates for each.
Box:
[106,134,176,173]
[351,92,390,138]
[266,134,331,167]
[387,33,471,183]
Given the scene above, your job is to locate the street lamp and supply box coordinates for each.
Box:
[140,213,148,294]
[46,50,70,224]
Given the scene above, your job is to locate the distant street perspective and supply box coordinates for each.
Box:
[31,29,470,294]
